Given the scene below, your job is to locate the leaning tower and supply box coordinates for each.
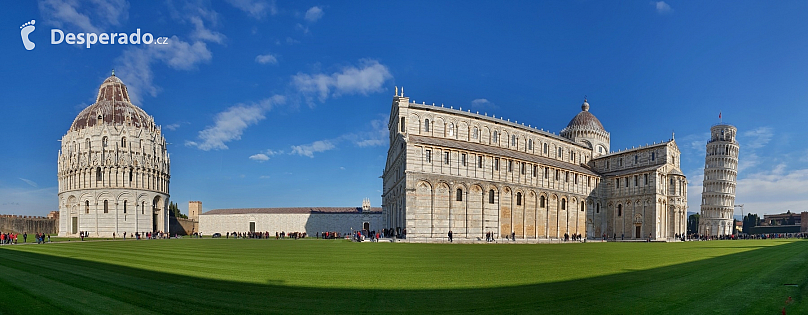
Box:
[698,124,739,236]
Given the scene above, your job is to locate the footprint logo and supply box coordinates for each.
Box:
[20,20,35,51]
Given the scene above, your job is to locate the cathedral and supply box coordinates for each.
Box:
[57,72,171,237]
[382,91,687,242]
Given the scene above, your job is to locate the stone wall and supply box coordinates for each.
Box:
[199,212,385,236]
[169,216,198,235]
[0,214,58,234]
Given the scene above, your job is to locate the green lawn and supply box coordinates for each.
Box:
[0,239,805,314]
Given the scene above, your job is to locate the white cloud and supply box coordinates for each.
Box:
[354,118,388,147]
[256,53,278,65]
[225,0,276,19]
[291,140,335,157]
[259,175,271,179]
[735,167,808,215]
[39,0,129,33]
[741,127,773,150]
[470,98,499,111]
[164,123,181,131]
[292,59,393,102]
[190,16,225,44]
[249,153,270,162]
[19,178,38,188]
[187,95,286,151]
[304,6,324,22]
[654,1,673,14]
[115,36,213,104]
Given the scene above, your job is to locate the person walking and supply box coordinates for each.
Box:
[23,232,27,243]
[448,230,453,243]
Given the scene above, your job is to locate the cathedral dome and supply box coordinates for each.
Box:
[69,72,154,131]
[564,99,605,132]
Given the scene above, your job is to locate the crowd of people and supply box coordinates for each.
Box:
[689,232,808,240]
[1,232,52,244]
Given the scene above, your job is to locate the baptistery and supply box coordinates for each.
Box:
[58,72,170,237]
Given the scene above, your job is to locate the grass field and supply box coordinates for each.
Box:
[0,238,806,314]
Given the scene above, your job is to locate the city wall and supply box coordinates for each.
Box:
[0,214,58,234]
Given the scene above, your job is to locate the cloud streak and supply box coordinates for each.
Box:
[255,53,278,64]
[187,95,286,151]
[654,1,673,14]
[292,59,393,102]
[304,6,324,22]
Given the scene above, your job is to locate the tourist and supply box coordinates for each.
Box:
[448,230,453,243]
[23,232,27,243]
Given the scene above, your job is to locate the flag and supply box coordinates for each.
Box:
[719,112,722,119]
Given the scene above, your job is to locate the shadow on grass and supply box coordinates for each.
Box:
[0,241,806,314]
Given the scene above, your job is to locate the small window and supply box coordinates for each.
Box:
[424,119,430,132]
[494,158,500,170]
[511,135,516,146]
[651,152,655,161]
[444,152,450,164]
[625,178,629,187]
[425,150,432,163]
[544,167,549,179]
[96,167,103,181]
[540,196,546,208]
[142,201,145,215]
[543,143,548,154]
[596,203,600,213]
[581,201,585,212]
[521,162,526,175]
[635,155,638,164]
[619,158,623,166]
[461,154,467,166]
[617,204,622,216]
[599,146,603,153]
[104,200,109,213]
[588,177,591,186]
[123,200,127,214]
[528,139,533,150]
[645,174,648,185]
[561,199,566,210]
[606,161,610,169]
[533,165,537,177]
[555,169,559,180]
[448,123,455,136]
[473,127,479,139]
[121,137,127,148]
[508,160,513,172]
[102,136,108,147]
[129,168,133,182]
[456,188,463,201]
[516,192,522,206]
[565,171,570,182]
[400,117,406,132]
[574,174,578,184]
[85,200,90,214]
[477,156,483,168]
[489,190,495,204]
[634,175,638,186]
[493,131,499,143]
[557,147,562,158]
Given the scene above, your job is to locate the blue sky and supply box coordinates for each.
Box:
[2,1,808,217]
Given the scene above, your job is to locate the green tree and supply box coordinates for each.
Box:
[687,213,700,235]
[743,213,759,234]
[168,201,187,219]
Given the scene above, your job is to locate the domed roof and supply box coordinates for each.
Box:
[70,72,154,131]
[564,99,605,132]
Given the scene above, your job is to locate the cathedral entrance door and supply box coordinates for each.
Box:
[635,225,641,239]
[72,217,78,234]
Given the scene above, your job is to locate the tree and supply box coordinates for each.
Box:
[168,201,187,219]
[687,213,700,235]
[743,213,759,234]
